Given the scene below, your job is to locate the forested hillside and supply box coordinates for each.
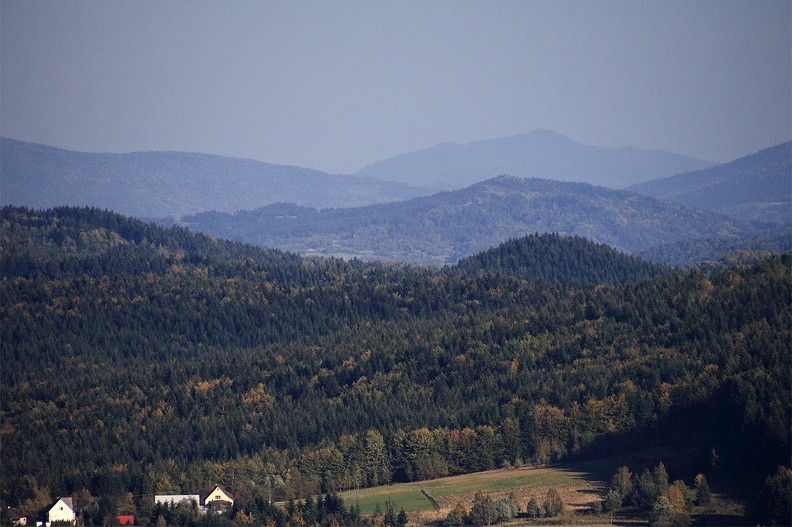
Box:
[457,233,668,284]
[1,206,789,524]
[637,233,792,269]
[184,176,756,264]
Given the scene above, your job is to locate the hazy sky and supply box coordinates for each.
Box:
[2,1,790,174]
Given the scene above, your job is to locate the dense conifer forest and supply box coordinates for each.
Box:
[1,206,789,524]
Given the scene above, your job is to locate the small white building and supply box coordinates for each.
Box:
[46,497,75,525]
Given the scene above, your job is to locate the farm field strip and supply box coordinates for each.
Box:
[339,458,619,514]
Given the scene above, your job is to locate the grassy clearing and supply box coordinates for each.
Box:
[329,455,750,526]
[338,483,435,514]
[340,458,621,516]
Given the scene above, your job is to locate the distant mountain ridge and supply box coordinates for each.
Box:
[1,132,718,221]
[184,175,757,265]
[0,137,424,219]
[628,142,791,225]
[354,129,715,190]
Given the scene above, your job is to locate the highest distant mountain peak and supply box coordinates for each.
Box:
[482,128,574,143]
[353,130,715,190]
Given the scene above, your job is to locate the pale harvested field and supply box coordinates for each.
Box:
[339,456,748,526]
[340,458,629,525]
[413,470,606,526]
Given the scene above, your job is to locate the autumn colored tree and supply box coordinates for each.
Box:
[693,473,711,505]
[445,502,466,526]
[364,430,391,487]
[665,484,690,527]
[468,492,497,526]
[525,495,541,518]
[649,496,675,527]
[543,487,564,517]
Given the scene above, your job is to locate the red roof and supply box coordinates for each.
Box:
[117,515,135,526]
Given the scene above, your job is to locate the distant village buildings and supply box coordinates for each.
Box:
[12,486,234,526]
[154,485,234,513]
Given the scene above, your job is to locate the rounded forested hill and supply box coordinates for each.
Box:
[457,232,668,285]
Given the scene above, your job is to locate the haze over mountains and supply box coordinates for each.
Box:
[2,132,789,267]
[0,137,424,219]
[354,129,716,190]
[628,141,791,226]
[2,130,714,218]
[184,176,759,265]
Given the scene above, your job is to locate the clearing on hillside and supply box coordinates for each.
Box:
[339,458,622,523]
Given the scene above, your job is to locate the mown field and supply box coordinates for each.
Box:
[338,455,748,526]
[339,457,623,522]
